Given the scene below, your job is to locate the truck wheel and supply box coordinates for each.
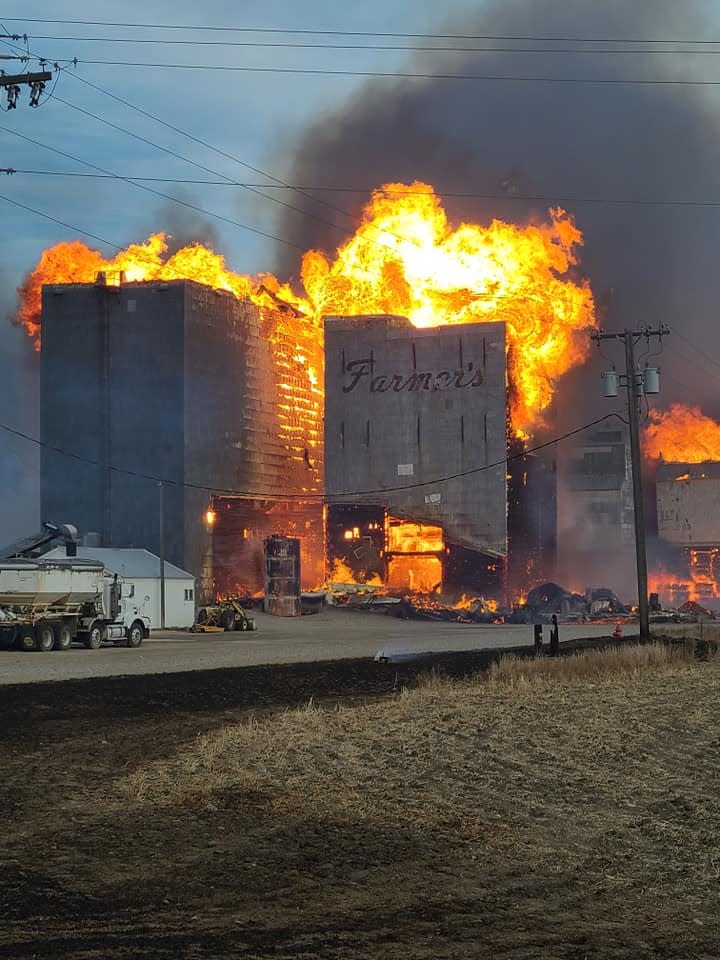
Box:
[126,621,144,648]
[84,625,102,650]
[221,610,236,632]
[240,618,249,631]
[54,625,73,651]
[18,629,36,652]
[36,623,55,652]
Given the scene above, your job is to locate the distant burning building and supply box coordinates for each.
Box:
[655,461,720,606]
[40,278,323,599]
[324,315,509,594]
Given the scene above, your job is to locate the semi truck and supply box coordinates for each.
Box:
[0,523,150,652]
[0,557,150,651]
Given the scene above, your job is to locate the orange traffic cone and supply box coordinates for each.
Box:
[613,621,623,639]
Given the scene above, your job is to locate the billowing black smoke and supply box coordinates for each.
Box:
[140,193,226,256]
[274,0,720,598]
[275,0,720,427]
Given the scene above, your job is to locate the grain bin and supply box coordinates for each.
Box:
[263,535,301,617]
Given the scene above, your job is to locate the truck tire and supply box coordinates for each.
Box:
[54,624,73,651]
[126,621,144,648]
[240,618,249,631]
[84,624,102,650]
[221,610,236,632]
[35,623,55,652]
[18,628,36,652]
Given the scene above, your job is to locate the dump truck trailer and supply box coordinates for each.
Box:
[0,557,151,652]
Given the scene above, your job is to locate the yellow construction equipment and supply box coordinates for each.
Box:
[191,598,257,633]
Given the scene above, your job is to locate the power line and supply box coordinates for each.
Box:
[0,28,418,251]
[0,413,623,501]
[4,18,720,43]
[64,71,414,247]
[26,36,720,54]
[48,95,361,243]
[0,34,367,243]
[0,37,346,237]
[0,191,156,251]
[0,125,307,250]
[672,331,720,373]
[7,167,720,210]
[62,59,720,84]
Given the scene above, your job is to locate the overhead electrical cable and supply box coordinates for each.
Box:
[0,29,421,251]
[55,59,720,85]
[7,167,720,209]
[0,413,624,500]
[48,94,365,242]
[4,17,720,43]
[0,171,304,250]
[0,34,368,243]
[25,36,720,54]
[63,71,416,247]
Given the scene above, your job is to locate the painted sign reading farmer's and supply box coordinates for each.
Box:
[342,357,484,394]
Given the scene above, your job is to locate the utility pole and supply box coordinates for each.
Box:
[592,325,669,640]
[0,68,52,108]
[158,481,166,630]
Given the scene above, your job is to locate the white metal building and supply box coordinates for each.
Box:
[43,547,196,629]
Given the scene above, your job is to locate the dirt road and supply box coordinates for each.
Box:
[0,608,615,684]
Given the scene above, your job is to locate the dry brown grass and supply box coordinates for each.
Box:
[120,641,715,839]
[486,638,715,688]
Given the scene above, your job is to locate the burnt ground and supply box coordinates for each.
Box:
[1,638,719,959]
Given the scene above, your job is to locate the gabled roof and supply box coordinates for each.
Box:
[43,547,194,580]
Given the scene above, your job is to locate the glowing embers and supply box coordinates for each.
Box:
[649,547,720,607]
[385,519,444,593]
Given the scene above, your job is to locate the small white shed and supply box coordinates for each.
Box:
[43,547,196,629]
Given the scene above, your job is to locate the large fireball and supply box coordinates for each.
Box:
[15,181,596,437]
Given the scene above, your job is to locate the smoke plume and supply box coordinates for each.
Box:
[273,0,720,596]
[141,194,225,256]
[275,0,720,427]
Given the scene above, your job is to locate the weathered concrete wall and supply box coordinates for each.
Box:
[657,462,720,547]
[324,315,507,556]
[41,283,185,564]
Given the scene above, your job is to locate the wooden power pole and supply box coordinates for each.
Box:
[592,325,670,640]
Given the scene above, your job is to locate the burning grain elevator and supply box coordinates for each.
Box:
[40,282,554,602]
[40,277,323,600]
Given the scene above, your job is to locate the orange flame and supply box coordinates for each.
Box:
[644,404,720,463]
[386,520,444,593]
[302,182,595,435]
[327,558,383,587]
[16,182,595,436]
